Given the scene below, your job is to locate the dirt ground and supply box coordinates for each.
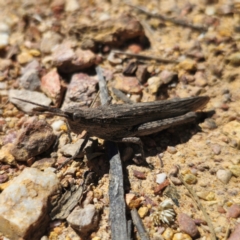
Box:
[0,0,240,240]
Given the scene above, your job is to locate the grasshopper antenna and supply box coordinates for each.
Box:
[11,97,70,118]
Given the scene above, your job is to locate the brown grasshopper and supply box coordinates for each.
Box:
[12,96,209,167]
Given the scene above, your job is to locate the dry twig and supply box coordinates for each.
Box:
[96,66,129,240]
[178,174,217,240]
[113,50,179,63]
[131,208,150,240]
[126,3,207,32]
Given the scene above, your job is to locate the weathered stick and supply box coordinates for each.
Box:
[96,66,129,240]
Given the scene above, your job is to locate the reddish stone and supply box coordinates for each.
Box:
[154,179,169,195]
[133,170,146,179]
[178,213,199,237]
[226,204,240,218]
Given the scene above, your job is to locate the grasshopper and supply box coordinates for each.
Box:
[11,96,209,166]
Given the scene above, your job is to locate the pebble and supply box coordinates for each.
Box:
[41,68,62,105]
[147,76,162,94]
[40,32,62,54]
[177,59,197,71]
[0,58,11,71]
[133,170,146,179]
[19,69,40,90]
[159,70,177,84]
[162,227,174,240]
[0,168,59,240]
[227,52,240,66]
[170,176,182,185]
[229,165,240,177]
[228,223,240,240]
[217,206,226,214]
[172,232,192,240]
[0,174,8,183]
[167,146,177,154]
[51,120,65,132]
[67,204,99,234]
[65,0,80,12]
[183,174,197,184]
[136,65,148,84]
[226,204,240,218]
[128,44,142,54]
[9,89,51,113]
[32,158,56,170]
[156,173,167,184]
[138,206,148,218]
[60,138,90,158]
[61,73,98,111]
[17,51,33,65]
[201,118,217,130]
[211,144,221,155]
[216,169,232,184]
[0,143,16,165]
[178,213,199,238]
[125,193,141,209]
[154,179,170,195]
[0,33,9,48]
[113,74,143,94]
[52,43,96,73]
[11,117,56,161]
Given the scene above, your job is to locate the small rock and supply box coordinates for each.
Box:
[211,144,221,155]
[133,170,146,179]
[0,33,9,49]
[201,118,217,130]
[147,76,162,94]
[0,58,11,71]
[52,43,96,73]
[0,168,59,240]
[0,174,8,183]
[228,223,240,240]
[19,69,40,90]
[217,206,226,214]
[32,158,56,170]
[154,179,170,195]
[227,52,240,66]
[17,52,33,65]
[22,59,40,75]
[67,205,99,235]
[229,165,240,177]
[51,120,65,132]
[159,70,177,84]
[167,146,177,154]
[178,213,199,238]
[61,73,98,111]
[9,89,51,113]
[216,169,232,184]
[40,32,62,54]
[226,204,240,218]
[65,0,80,12]
[196,191,215,201]
[172,232,192,240]
[41,68,63,106]
[136,65,149,84]
[170,176,182,185]
[113,74,143,94]
[162,227,174,240]
[156,173,167,184]
[138,206,148,218]
[60,138,91,158]
[177,59,197,71]
[128,44,143,54]
[0,143,16,165]
[11,117,56,161]
[183,174,197,184]
[125,193,142,209]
